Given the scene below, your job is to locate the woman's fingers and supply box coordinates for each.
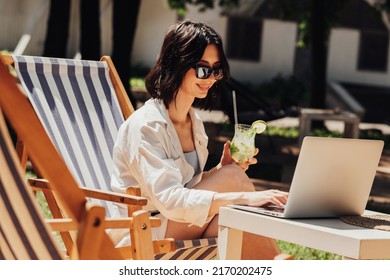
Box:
[246,189,289,207]
[270,190,289,206]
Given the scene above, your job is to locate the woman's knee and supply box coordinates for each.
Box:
[218,165,255,192]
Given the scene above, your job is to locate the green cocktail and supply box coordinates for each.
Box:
[230,120,267,163]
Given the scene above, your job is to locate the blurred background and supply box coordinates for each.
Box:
[1,0,389,205]
[1,0,389,124]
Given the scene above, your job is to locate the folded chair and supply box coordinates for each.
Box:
[0,60,178,260]
[1,54,218,260]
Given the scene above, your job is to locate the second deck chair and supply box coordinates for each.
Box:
[2,54,218,260]
[1,110,65,260]
[0,72,170,260]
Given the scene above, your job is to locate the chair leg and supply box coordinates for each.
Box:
[76,204,106,260]
[130,210,155,260]
[41,189,76,255]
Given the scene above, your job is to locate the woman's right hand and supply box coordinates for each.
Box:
[220,140,259,171]
[244,189,289,208]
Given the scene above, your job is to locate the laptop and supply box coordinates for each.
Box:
[230,136,384,218]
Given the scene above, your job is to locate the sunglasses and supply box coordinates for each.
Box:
[192,65,224,80]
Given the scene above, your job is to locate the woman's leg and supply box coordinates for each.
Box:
[165,165,283,259]
[165,164,252,239]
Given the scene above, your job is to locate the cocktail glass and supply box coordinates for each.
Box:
[230,124,256,163]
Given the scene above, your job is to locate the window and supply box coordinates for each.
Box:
[357,30,389,72]
[226,17,262,62]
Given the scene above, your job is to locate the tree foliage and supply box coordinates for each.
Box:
[167,0,240,16]
[264,0,347,48]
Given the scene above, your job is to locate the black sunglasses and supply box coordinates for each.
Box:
[192,65,224,80]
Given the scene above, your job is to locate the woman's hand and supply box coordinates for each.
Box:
[244,189,289,208]
[220,140,259,171]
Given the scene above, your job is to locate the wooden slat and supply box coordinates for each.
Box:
[130,210,154,260]
[100,56,135,119]
[48,214,162,231]
[77,204,106,260]
[29,178,148,206]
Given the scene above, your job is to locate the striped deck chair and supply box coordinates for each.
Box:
[0,111,64,260]
[0,109,125,259]
[3,54,218,260]
[0,59,175,260]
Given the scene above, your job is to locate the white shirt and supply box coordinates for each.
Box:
[111,99,216,238]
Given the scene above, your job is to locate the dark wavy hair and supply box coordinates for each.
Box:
[145,20,230,110]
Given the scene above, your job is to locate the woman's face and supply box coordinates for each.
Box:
[178,44,222,100]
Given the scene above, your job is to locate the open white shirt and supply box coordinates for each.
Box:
[111,99,216,242]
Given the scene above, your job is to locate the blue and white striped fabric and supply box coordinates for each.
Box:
[0,110,63,260]
[155,238,217,260]
[13,55,124,217]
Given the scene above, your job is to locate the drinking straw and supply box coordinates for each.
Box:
[232,90,238,125]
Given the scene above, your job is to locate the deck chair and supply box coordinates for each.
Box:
[0,110,65,260]
[0,60,176,260]
[0,108,119,260]
[1,54,219,260]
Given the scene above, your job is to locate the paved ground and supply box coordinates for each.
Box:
[202,112,390,214]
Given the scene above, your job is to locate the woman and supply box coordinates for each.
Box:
[111,20,288,259]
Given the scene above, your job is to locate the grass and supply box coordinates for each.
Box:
[278,241,341,260]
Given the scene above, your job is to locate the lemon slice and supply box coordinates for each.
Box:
[251,120,267,134]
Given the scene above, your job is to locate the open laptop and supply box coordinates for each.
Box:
[230,136,384,218]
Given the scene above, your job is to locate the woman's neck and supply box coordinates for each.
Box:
[168,94,193,125]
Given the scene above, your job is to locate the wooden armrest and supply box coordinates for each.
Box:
[28,177,147,206]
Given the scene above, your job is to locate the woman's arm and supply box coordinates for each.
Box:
[209,189,288,217]
[195,164,288,218]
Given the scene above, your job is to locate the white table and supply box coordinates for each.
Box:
[218,207,390,259]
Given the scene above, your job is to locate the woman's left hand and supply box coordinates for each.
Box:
[220,140,259,171]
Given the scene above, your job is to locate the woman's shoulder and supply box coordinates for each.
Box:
[122,99,168,130]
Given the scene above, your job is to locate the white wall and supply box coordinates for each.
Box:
[0,0,49,55]
[228,19,297,83]
[132,0,177,67]
[327,28,390,87]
